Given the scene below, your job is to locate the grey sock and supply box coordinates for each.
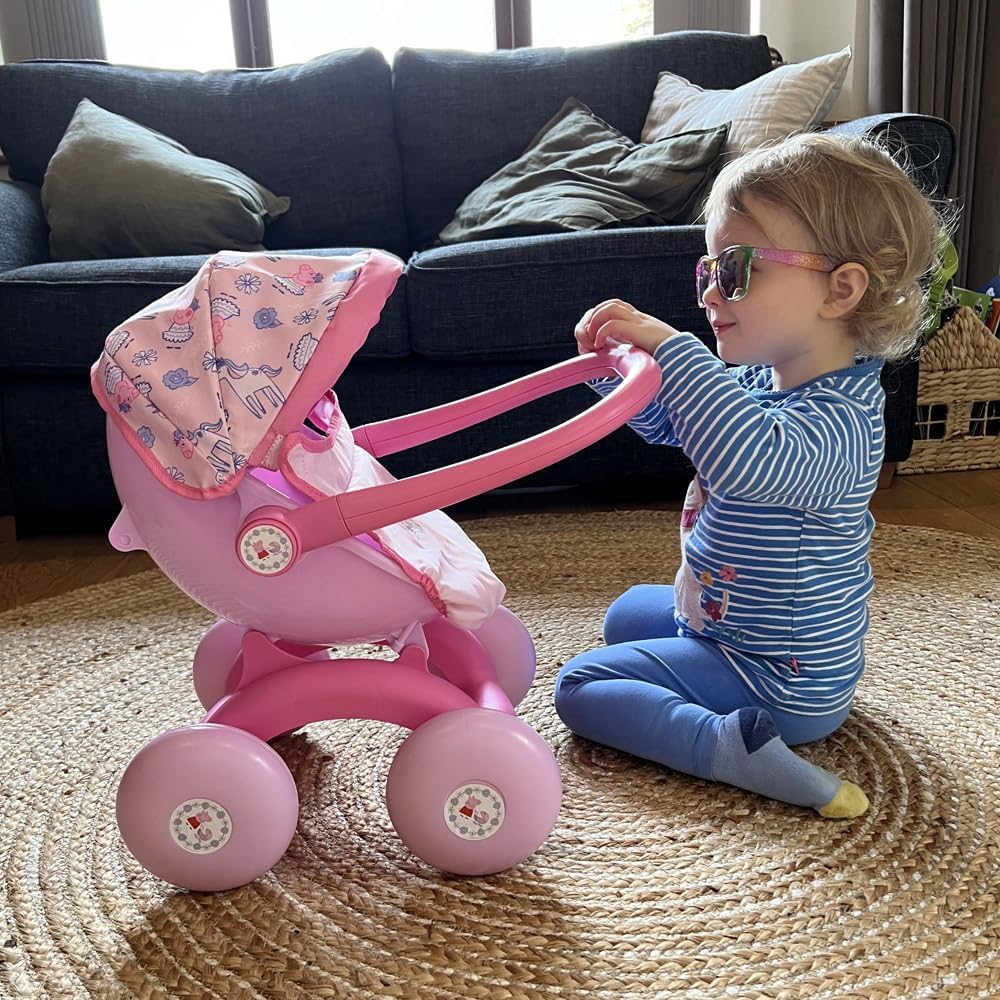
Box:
[711,707,842,810]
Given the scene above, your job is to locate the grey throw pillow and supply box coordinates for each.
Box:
[439,98,728,244]
[41,98,291,261]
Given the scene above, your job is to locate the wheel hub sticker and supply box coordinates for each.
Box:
[240,525,294,574]
[170,798,232,854]
[445,783,505,840]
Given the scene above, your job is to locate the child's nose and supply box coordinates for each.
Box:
[700,273,725,308]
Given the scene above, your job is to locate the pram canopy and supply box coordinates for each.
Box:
[92,249,402,500]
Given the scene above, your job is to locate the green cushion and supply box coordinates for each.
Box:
[41,98,291,261]
[439,98,728,244]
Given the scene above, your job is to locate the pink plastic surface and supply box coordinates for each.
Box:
[421,615,513,714]
[107,424,441,644]
[243,345,660,558]
[192,619,247,711]
[385,708,562,875]
[109,338,659,885]
[203,658,480,742]
[116,724,299,891]
[444,605,536,708]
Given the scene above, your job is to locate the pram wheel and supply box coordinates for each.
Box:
[427,606,537,708]
[385,707,560,876]
[116,723,298,891]
[470,606,537,708]
[193,619,247,711]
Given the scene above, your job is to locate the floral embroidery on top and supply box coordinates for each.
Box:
[720,565,738,582]
[704,599,724,622]
[699,570,714,586]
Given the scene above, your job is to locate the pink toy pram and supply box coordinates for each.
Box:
[94,249,659,891]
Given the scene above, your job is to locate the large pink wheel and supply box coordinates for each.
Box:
[428,606,537,708]
[192,619,246,711]
[116,723,298,891]
[471,606,537,708]
[385,708,561,875]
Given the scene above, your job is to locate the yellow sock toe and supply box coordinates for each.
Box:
[818,781,869,819]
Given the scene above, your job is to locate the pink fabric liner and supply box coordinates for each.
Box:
[278,431,450,620]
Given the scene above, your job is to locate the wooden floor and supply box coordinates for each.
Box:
[1,469,999,614]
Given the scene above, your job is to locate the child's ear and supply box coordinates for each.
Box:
[821,263,869,319]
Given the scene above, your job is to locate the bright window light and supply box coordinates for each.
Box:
[530,0,652,48]
[99,0,236,70]
[267,0,496,66]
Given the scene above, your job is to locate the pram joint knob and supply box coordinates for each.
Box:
[236,508,300,576]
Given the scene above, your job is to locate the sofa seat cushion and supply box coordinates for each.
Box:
[407,227,714,362]
[393,31,772,250]
[0,251,409,373]
[0,50,409,256]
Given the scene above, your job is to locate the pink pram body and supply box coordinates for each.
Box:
[96,250,659,890]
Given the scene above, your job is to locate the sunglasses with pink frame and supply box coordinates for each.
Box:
[696,244,839,307]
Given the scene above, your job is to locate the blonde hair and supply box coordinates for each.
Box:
[703,132,950,361]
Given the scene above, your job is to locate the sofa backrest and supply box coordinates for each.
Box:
[0,49,410,256]
[392,30,773,250]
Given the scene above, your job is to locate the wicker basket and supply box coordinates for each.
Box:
[898,306,1000,474]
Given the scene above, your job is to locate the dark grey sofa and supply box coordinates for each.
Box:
[0,32,955,533]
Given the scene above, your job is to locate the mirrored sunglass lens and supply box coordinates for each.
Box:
[718,249,747,299]
[696,259,711,302]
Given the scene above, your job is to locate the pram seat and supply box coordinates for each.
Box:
[277,387,507,631]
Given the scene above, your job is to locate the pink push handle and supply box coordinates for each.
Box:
[239,345,661,563]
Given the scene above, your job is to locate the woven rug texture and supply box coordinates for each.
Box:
[1,511,998,999]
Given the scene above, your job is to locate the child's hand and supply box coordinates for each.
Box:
[575,299,681,356]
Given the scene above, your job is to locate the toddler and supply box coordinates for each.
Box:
[555,133,947,818]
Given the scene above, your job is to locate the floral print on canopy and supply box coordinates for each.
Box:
[91,251,375,499]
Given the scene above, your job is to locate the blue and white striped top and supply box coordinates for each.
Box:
[592,333,886,717]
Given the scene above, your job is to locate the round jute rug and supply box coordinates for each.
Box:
[2,512,998,999]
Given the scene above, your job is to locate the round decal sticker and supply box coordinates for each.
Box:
[445,783,505,841]
[239,524,294,574]
[170,798,232,854]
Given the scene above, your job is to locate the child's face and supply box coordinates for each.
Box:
[702,196,849,383]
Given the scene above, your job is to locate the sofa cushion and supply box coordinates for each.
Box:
[407,227,714,362]
[642,47,852,154]
[42,99,291,261]
[0,252,409,373]
[438,99,728,243]
[393,31,773,250]
[0,50,409,256]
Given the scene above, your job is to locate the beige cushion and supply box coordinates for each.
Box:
[41,98,290,261]
[642,47,852,156]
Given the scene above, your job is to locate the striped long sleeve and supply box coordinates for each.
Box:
[594,332,888,717]
[650,334,883,508]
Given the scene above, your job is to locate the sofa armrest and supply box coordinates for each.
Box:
[824,113,955,198]
[0,180,49,273]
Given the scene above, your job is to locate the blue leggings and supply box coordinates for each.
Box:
[554,585,851,781]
